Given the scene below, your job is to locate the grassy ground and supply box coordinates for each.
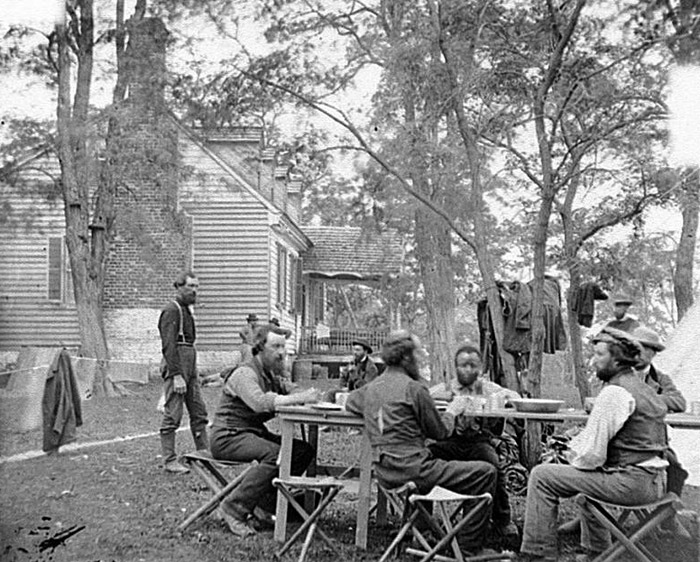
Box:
[0,379,697,561]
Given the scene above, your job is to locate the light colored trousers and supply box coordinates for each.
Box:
[521,463,666,559]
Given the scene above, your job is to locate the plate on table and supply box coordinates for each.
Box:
[311,402,344,411]
[508,398,565,413]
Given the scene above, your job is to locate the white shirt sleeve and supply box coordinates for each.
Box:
[567,385,635,470]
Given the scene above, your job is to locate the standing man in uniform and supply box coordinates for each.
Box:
[239,313,259,364]
[341,338,379,390]
[159,271,209,474]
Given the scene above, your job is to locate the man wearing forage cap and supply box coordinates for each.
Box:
[520,327,668,562]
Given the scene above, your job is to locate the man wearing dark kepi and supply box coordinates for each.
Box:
[520,327,668,562]
[341,338,379,390]
[604,294,640,333]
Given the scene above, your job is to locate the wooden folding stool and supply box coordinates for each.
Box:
[178,451,257,532]
[378,483,511,562]
[272,476,344,562]
[576,492,682,562]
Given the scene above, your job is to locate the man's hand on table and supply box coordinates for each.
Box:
[445,395,470,417]
[294,387,322,404]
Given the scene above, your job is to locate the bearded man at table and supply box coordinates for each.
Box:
[428,343,521,539]
[345,330,498,557]
[520,327,669,562]
[210,324,322,537]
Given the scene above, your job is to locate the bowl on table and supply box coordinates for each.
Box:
[508,398,565,413]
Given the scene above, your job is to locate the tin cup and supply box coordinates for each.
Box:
[690,401,700,416]
[487,394,503,411]
[467,397,487,413]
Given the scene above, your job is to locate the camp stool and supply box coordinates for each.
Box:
[575,492,682,562]
[272,476,344,562]
[378,482,511,562]
[178,451,258,532]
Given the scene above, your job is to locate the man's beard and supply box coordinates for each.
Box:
[596,363,621,382]
[270,358,285,376]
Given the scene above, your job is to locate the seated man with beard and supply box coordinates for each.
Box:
[520,328,669,562]
[210,324,322,537]
[345,330,498,557]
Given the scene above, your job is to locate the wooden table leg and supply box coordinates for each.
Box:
[355,431,372,549]
[274,418,295,543]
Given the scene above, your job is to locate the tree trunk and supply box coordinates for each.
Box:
[56,3,118,397]
[414,207,456,384]
[673,168,699,321]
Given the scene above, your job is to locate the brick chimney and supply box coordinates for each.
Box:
[125,17,169,108]
[104,17,191,309]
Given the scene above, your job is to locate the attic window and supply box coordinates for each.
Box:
[47,236,74,304]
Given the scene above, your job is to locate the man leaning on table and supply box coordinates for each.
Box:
[428,343,521,539]
[345,330,499,557]
[520,327,669,562]
[210,323,322,537]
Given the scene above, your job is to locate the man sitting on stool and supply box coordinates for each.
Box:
[520,328,668,562]
[345,330,498,557]
[428,343,521,539]
[210,324,322,537]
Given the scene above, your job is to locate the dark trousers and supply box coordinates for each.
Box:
[375,448,496,553]
[159,347,209,463]
[429,437,511,526]
[210,427,315,514]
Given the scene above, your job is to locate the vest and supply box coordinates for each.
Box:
[606,371,668,467]
[212,357,283,433]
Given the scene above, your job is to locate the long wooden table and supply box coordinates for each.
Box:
[273,405,700,550]
[468,407,700,429]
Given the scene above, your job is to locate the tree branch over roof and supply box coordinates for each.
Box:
[233,66,477,253]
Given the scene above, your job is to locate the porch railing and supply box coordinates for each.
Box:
[298,327,389,355]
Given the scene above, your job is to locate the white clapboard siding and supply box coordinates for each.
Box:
[185,201,271,350]
[0,155,81,347]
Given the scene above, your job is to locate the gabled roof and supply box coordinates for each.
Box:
[302,226,403,281]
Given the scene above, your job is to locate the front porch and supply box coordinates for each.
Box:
[298,326,388,355]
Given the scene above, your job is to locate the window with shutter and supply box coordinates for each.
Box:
[47,236,74,304]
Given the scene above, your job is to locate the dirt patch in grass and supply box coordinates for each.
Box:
[0,380,697,561]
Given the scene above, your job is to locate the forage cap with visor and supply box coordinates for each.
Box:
[631,326,666,352]
[592,326,644,365]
